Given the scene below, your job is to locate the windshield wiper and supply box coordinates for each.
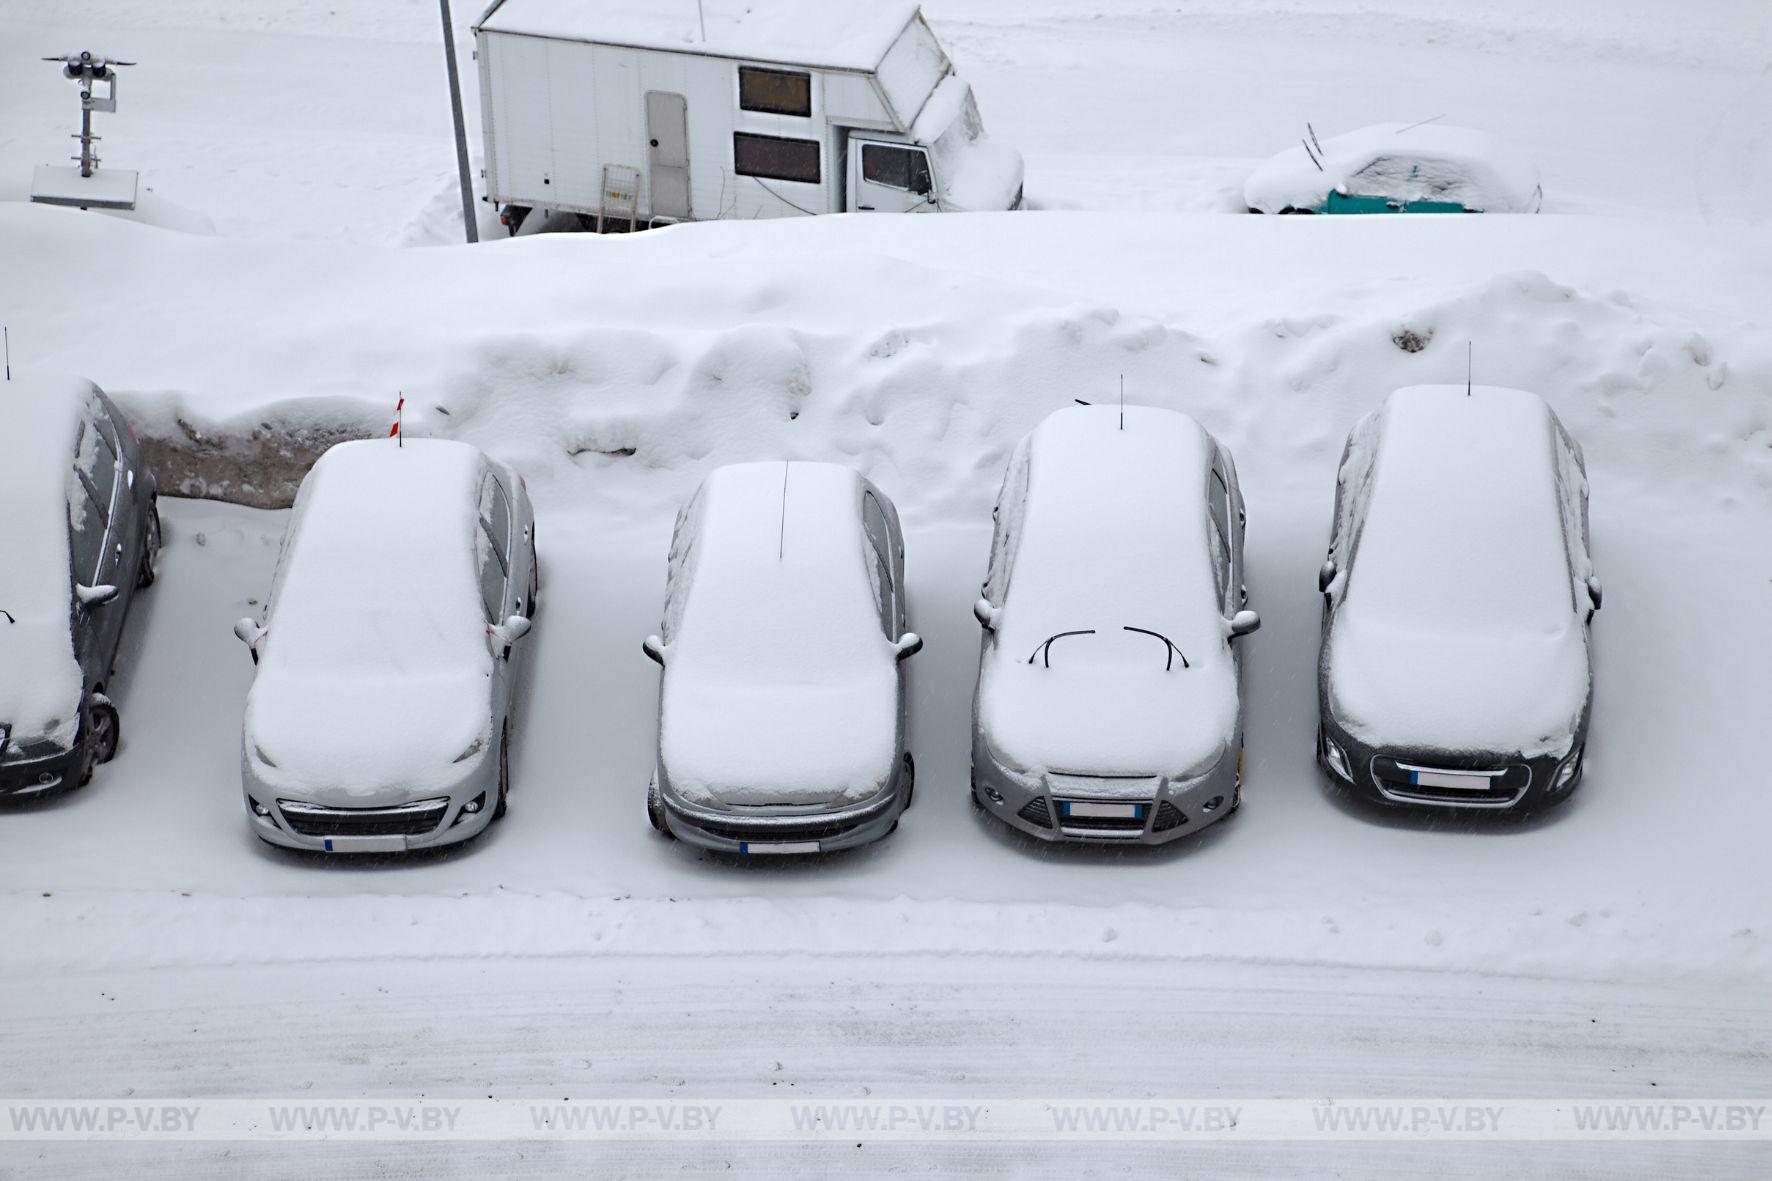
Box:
[1027,629,1096,668]
[1122,626,1189,670]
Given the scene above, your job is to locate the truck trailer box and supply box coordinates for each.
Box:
[473,0,1023,231]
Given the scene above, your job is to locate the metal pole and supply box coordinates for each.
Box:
[438,0,479,244]
[79,98,93,177]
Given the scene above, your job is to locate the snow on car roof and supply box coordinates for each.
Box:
[477,0,921,71]
[1327,385,1589,756]
[978,405,1240,777]
[1244,122,1542,214]
[0,374,101,745]
[244,439,494,793]
[661,461,899,803]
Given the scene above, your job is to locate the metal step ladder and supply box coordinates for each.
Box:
[596,164,641,233]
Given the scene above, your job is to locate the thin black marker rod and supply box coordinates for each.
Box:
[777,461,790,562]
[1119,375,1125,430]
[2,325,10,381]
[1467,341,1473,397]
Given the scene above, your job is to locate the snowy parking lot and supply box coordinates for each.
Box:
[3,0,1772,1176]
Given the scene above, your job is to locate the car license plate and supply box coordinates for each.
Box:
[1409,770,1492,791]
[321,835,408,853]
[739,841,820,855]
[1061,801,1145,820]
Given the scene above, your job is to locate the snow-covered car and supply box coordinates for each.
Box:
[234,439,538,853]
[970,405,1260,844]
[0,375,160,800]
[642,461,921,855]
[1244,122,1543,214]
[1316,385,1600,811]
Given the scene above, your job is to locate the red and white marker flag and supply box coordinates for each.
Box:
[389,395,404,445]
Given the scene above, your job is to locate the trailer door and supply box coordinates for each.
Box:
[848,139,935,213]
[646,90,692,221]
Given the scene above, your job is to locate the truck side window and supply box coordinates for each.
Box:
[737,66,811,117]
[862,145,932,195]
[734,132,821,184]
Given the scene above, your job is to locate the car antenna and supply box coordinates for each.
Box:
[1396,114,1446,135]
[2,325,10,381]
[1466,341,1473,397]
[695,0,707,41]
[1119,375,1127,430]
[777,461,790,562]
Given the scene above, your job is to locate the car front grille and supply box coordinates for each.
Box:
[1369,758,1530,808]
[1152,801,1189,832]
[278,798,450,838]
[691,814,875,843]
[1016,798,1053,829]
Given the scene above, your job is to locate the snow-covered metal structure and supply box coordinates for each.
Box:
[472,0,1024,232]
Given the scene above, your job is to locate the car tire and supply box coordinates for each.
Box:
[78,697,120,786]
[492,726,510,820]
[901,752,915,809]
[136,503,161,588]
[1226,744,1244,815]
[526,550,539,619]
[646,778,673,837]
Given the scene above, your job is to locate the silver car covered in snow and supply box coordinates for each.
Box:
[643,461,921,855]
[1316,385,1599,811]
[970,405,1260,844]
[236,438,537,852]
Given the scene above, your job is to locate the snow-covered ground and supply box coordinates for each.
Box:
[2,0,1771,1175]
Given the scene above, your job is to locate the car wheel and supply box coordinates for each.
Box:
[646,778,674,837]
[901,752,915,809]
[526,552,539,619]
[136,504,161,588]
[492,726,510,820]
[79,697,121,786]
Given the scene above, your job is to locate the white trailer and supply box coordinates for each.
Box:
[472,0,1024,233]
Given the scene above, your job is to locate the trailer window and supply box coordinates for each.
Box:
[734,132,821,185]
[738,66,812,117]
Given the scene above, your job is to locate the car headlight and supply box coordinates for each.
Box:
[1552,752,1581,790]
[1170,740,1229,789]
[983,739,1041,791]
[1322,735,1352,781]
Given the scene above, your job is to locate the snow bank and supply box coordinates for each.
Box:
[0,375,95,747]
[977,405,1239,777]
[242,439,493,799]
[659,461,899,805]
[478,0,919,70]
[1244,123,1542,214]
[1326,386,1589,757]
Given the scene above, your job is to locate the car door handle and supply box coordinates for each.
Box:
[857,204,875,211]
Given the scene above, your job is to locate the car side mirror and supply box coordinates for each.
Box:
[895,632,923,660]
[642,634,665,666]
[233,617,266,665]
[1228,609,1261,639]
[1318,560,1337,595]
[489,614,531,659]
[1585,575,1603,613]
[76,583,118,608]
[912,157,934,197]
[972,598,998,631]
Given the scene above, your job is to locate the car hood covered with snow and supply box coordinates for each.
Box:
[659,462,900,807]
[0,375,97,749]
[1324,385,1590,758]
[977,406,1240,779]
[1244,122,1542,214]
[242,439,495,801]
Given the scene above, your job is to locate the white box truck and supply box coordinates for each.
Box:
[472,0,1024,233]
